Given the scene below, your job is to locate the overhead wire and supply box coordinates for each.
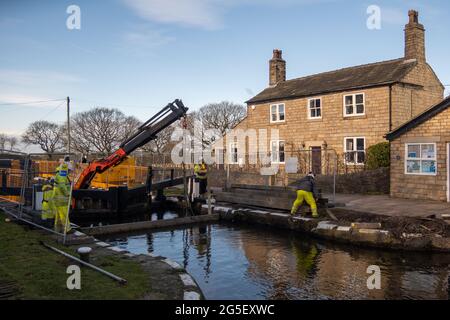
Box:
[37,100,66,121]
[0,98,65,107]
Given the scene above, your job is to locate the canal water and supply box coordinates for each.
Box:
[103,221,450,300]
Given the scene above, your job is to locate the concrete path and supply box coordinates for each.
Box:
[326,193,450,218]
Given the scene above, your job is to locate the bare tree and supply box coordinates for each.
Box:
[140,125,174,154]
[7,136,18,151]
[70,107,141,156]
[189,101,246,148]
[0,133,7,150]
[21,121,64,156]
[197,101,246,136]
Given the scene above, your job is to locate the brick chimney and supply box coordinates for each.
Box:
[404,10,426,63]
[269,49,286,86]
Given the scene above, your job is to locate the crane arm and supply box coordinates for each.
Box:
[74,99,188,189]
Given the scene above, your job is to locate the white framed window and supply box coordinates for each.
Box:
[229,143,238,164]
[343,93,365,117]
[344,137,365,164]
[271,140,285,164]
[270,103,285,123]
[405,143,437,175]
[308,98,322,119]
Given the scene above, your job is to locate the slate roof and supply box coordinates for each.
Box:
[246,58,418,104]
[386,95,450,141]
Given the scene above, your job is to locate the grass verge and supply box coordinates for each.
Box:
[0,211,150,299]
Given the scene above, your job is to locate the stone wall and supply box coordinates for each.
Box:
[208,167,390,195]
[220,63,443,167]
[315,167,390,195]
[390,107,450,202]
[234,86,391,158]
[394,62,444,128]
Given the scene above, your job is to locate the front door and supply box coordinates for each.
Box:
[311,147,322,175]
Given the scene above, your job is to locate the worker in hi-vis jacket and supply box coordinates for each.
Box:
[290,172,319,218]
[52,163,72,233]
[41,178,55,223]
[194,161,208,195]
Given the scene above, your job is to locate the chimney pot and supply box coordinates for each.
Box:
[269,49,286,86]
[273,49,282,59]
[408,10,419,24]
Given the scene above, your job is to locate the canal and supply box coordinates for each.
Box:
[102,218,450,300]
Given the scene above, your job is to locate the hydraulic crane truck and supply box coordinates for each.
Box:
[74,99,188,190]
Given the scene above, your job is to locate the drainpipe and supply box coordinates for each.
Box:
[389,85,393,131]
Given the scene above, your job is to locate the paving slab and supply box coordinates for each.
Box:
[325,193,450,218]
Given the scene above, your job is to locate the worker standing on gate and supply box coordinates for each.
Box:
[194,160,208,195]
[41,178,55,226]
[291,172,319,218]
[52,163,72,233]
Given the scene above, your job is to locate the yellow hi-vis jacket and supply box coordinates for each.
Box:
[41,182,54,219]
[194,164,207,180]
[52,164,70,207]
[53,164,71,233]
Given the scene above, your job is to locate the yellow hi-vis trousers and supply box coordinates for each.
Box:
[291,190,318,217]
[41,187,55,220]
[53,192,71,233]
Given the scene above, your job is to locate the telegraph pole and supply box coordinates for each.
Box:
[67,96,71,154]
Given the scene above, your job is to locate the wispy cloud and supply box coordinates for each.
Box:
[0,69,83,87]
[122,0,223,30]
[121,0,334,30]
[118,26,175,56]
[0,93,64,108]
[0,70,82,109]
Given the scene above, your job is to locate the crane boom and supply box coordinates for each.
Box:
[74,99,188,190]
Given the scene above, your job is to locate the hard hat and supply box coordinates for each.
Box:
[307,172,315,179]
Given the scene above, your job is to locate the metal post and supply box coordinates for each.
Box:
[226,164,230,190]
[333,150,337,204]
[19,155,30,218]
[63,182,73,245]
[67,97,71,154]
[207,190,212,215]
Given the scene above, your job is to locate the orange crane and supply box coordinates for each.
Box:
[74,99,188,190]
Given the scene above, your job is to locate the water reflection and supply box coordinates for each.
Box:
[75,208,179,228]
[104,223,450,300]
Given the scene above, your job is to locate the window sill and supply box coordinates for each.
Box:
[270,121,286,124]
[307,117,322,121]
[343,114,366,119]
[404,173,437,176]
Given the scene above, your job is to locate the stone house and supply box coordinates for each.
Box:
[386,96,450,202]
[218,10,444,174]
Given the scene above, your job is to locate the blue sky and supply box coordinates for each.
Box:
[0,0,449,139]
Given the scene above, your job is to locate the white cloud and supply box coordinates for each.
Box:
[0,69,83,87]
[121,0,332,29]
[122,0,224,29]
[0,70,81,109]
[119,27,175,56]
[124,28,175,48]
